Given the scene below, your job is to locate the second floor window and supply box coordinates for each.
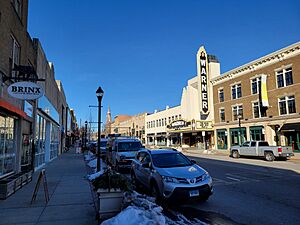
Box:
[12,0,22,18]
[219,109,225,122]
[232,84,242,99]
[232,105,243,121]
[251,77,261,95]
[253,102,267,118]
[279,95,296,115]
[277,68,293,88]
[10,35,20,77]
[219,89,224,102]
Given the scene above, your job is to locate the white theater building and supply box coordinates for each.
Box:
[145,46,220,149]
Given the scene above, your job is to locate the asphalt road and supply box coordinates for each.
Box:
[179,156,300,225]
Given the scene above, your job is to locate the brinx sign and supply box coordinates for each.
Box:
[8,81,44,100]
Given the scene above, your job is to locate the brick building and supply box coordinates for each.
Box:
[212,42,300,151]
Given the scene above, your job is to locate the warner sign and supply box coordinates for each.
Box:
[8,81,44,100]
[199,47,209,114]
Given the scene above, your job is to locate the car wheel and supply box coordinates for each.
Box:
[265,152,275,162]
[131,171,140,188]
[232,150,239,158]
[151,183,161,203]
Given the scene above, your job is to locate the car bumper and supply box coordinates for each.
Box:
[278,153,294,158]
[162,177,213,201]
[166,184,213,202]
[118,160,133,168]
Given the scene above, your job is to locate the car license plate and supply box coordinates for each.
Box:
[189,190,199,197]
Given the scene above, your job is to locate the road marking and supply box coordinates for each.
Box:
[226,176,241,182]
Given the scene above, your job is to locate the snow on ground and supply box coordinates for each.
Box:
[100,191,208,225]
[85,151,107,180]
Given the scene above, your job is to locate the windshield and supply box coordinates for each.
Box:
[151,153,193,168]
[118,142,142,152]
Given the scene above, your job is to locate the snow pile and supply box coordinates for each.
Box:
[87,170,104,181]
[84,151,95,161]
[101,191,165,225]
[88,158,97,168]
[100,191,208,225]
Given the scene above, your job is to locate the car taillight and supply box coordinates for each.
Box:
[278,147,282,153]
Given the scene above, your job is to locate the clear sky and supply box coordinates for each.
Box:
[28,0,300,128]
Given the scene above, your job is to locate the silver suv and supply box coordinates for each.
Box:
[131,149,213,202]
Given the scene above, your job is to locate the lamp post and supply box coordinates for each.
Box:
[84,121,88,150]
[96,87,104,172]
[238,115,242,145]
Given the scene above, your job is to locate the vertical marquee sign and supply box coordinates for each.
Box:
[198,46,209,114]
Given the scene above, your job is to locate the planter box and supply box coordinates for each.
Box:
[0,171,33,199]
[97,188,124,220]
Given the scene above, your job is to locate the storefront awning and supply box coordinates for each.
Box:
[280,123,300,132]
[0,99,27,118]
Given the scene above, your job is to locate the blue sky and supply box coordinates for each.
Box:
[28,0,300,128]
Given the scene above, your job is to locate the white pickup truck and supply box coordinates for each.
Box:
[230,141,294,161]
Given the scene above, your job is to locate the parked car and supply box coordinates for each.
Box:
[131,149,213,203]
[107,137,144,171]
[230,141,294,161]
[88,139,108,157]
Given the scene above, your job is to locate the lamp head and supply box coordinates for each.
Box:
[96,86,104,101]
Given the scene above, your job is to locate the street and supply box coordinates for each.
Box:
[175,156,300,225]
[121,152,300,225]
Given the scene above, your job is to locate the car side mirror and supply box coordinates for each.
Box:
[191,159,197,164]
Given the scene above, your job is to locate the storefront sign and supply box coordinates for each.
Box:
[8,82,44,100]
[198,46,209,114]
[168,120,187,130]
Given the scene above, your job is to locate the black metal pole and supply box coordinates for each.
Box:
[85,122,87,149]
[238,117,242,145]
[97,100,101,172]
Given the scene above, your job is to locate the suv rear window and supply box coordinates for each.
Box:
[258,142,269,146]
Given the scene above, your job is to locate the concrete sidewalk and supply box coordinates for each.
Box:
[0,148,97,225]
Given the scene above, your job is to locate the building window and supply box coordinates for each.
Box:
[175,115,178,120]
[219,89,224,102]
[219,109,225,122]
[10,35,20,77]
[251,77,261,95]
[253,101,267,118]
[0,116,16,177]
[279,95,296,115]
[232,105,243,121]
[12,0,22,18]
[277,68,293,88]
[217,129,228,149]
[164,118,167,126]
[172,116,174,121]
[232,84,242,99]
[168,117,171,124]
[179,114,181,119]
[250,126,265,141]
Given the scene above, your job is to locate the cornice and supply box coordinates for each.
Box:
[211,42,300,86]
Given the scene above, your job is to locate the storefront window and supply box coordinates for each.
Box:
[50,124,59,160]
[217,129,228,149]
[230,127,246,145]
[250,126,265,141]
[35,115,46,168]
[0,115,16,177]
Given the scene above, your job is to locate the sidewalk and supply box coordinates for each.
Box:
[0,148,97,225]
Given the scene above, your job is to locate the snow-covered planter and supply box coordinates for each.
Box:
[97,188,124,220]
[92,168,132,220]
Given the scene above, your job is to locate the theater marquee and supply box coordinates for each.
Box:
[198,46,209,114]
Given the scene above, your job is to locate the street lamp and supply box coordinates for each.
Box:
[238,115,242,145]
[96,86,104,172]
[85,121,88,150]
